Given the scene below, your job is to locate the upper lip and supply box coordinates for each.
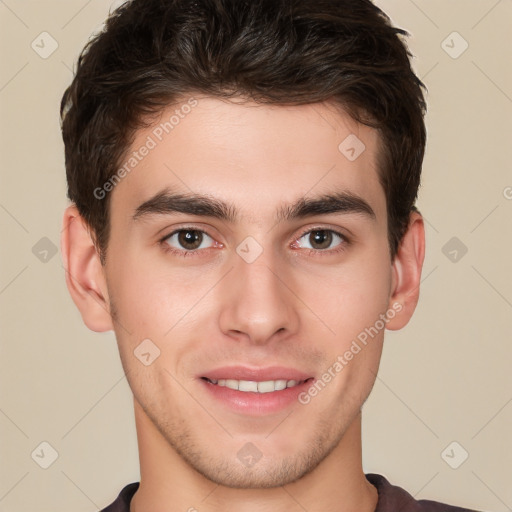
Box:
[200,366,313,382]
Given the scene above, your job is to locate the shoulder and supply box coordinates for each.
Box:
[100,476,483,512]
[99,482,139,512]
[366,473,482,512]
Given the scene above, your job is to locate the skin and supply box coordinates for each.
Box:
[61,96,425,512]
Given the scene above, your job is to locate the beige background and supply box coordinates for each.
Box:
[0,1,511,511]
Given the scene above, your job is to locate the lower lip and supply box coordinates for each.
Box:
[200,378,314,415]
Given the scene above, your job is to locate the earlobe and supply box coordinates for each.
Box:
[386,211,425,331]
[60,205,114,332]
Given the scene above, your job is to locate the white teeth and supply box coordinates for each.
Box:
[225,379,239,390]
[274,379,287,390]
[257,380,275,393]
[238,380,258,392]
[207,378,305,393]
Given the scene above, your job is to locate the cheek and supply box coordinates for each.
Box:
[297,253,392,344]
[302,263,390,407]
[107,250,204,335]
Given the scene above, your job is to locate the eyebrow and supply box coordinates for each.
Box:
[132,188,376,224]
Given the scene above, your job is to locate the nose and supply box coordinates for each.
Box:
[217,247,300,345]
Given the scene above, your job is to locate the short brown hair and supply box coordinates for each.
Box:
[61,0,427,264]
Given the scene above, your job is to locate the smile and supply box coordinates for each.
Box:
[202,377,312,393]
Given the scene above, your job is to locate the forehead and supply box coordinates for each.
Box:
[110,96,386,225]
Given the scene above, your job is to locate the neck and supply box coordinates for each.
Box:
[130,399,378,512]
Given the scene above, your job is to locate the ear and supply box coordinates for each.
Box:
[60,205,114,332]
[386,211,425,330]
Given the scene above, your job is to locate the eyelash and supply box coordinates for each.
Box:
[159,226,350,258]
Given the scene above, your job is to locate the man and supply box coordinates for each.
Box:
[59,0,481,510]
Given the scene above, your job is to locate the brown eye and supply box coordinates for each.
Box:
[164,229,214,251]
[308,230,333,250]
[177,230,202,250]
[295,229,346,252]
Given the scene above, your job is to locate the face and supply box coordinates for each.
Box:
[103,96,395,488]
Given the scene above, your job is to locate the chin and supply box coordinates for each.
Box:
[163,421,344,489]
[183,451,322,489]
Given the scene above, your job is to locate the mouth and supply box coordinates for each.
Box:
[198,366,315,415]
[201,377,314,393]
